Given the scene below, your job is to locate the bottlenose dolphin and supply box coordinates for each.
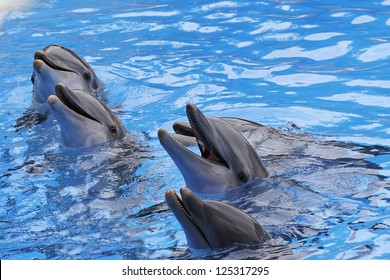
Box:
[166,187,270,249]
[32,44,101,106]
[158,104,269,194]
[48,83,125,148]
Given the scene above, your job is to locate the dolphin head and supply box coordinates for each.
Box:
[32,45,100,104]
[48,83,125,148]
[158,103,268,194]
[165,187,270,249]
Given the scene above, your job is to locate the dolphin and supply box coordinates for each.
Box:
[47,83,125,148]
[32,44,101,106]
[165,187,270,249]
[158,103,269,194]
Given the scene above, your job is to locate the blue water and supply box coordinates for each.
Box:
[1,0,390,260]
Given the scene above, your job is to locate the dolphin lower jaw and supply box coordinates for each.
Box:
[32,82,52,104]
[32,60,56,103]
[159,129,231,194]
[58,117,109,148]
[180,163,230,193]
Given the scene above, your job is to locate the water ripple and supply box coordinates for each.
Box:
[319,92,390,108]
[112,10,180,18]
[304,32,344,41]
[263,41,352,61]
[267,73,340,87]
[250,20,292,35]
[357,43,390,62]
[351,15,377,24]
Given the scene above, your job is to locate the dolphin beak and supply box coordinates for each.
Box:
[34,49,76,73]
[54,83,100,123]
[165,188,211,249]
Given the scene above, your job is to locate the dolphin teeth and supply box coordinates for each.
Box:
[187,109,214,156]
[178,105,228,167]
[173,123,194,137]
[173,192,199,227]
[172,135,186,148]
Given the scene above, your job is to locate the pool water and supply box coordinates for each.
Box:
[1,0,390,259]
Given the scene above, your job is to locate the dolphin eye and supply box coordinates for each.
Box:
[109,125,118,134]
[83,72,91,81]
[238,172,248,183]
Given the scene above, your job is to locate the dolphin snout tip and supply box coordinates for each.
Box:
[32,59,44,71]
[185,103,196,112]
[179,187,189,195]
[157,128,169,139]
[165,188,175,198]
[33,50,45,60]
[165,188,178,210]
[47,95,59,105]
[54,83,66,92]
[180,187,199,201]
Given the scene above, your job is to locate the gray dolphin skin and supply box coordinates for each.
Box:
[48,83,125,148]
[166,187,270,249]
[32,45,100,105]
[158,103,269,194]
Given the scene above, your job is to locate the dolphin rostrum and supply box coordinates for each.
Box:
[48,83,125,148]
[158,103,268,194]
[165,187,271,249]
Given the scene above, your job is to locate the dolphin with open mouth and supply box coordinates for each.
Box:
[48,83,125,148]
[32,44,101,106]
[158,103,269,194]
[166,187,270,249]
